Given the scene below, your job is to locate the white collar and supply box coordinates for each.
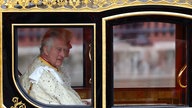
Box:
[29,66,64,85]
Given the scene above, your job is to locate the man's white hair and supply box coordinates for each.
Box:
[40,28,72,55]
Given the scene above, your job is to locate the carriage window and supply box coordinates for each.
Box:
[18,28,85,86]
[17,26,93,106]
[113,22,187,106]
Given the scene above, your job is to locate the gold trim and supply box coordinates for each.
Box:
[11,23,96,107]
[1,0,192,12]
[103,11,192,21]
[102,16,106,108]
[10,97,26,108]
[39,56,59,71]
[27,83,33,95]
[0,12,2,108]
[93,24,96,108]
[102,11,192,108]
[89,43,92,61]
[177,64,187,88]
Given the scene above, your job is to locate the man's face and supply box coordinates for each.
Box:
[45,38,72,68]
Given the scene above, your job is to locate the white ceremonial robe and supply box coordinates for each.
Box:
[19,56,84,105]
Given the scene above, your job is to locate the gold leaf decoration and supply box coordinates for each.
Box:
[0,0,192,10]
[10,97,26,108]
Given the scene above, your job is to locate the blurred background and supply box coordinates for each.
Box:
[113,22,175,88]
[17,27,84,86]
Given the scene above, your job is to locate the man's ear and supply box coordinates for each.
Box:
[43,46,49,55]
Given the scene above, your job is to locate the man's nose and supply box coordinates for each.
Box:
[60,49,65,57]
[68,43,72,49]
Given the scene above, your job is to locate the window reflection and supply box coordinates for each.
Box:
[113,22,175,88]
[112,22,184,106]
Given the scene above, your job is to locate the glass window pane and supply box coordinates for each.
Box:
[17,26,93,106]
[18,28,84,86]
[113,22,187,106]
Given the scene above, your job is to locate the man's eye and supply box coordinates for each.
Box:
[63,48,67,52]
[57,48,62,51]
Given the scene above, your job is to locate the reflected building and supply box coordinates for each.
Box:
[113,22,175,88]
[113,22,175,45]
[18,28,83,47]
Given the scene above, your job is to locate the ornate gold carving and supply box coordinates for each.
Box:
[0,0,192,11]
[10,97,26,108]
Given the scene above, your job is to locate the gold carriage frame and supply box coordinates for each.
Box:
[1,0,192,108]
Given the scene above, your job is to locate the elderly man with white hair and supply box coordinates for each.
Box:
[20,28,86,105]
